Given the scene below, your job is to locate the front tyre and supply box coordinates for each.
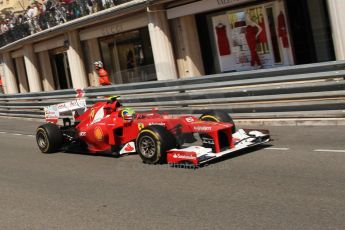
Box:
[136,125,176,164]
[36,123,64,153]
[199,110,236,133]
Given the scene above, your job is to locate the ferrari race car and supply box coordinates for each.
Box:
[36,96,270,166]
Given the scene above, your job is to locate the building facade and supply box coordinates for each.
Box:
[0,0,344,94]
[0,0,31,15]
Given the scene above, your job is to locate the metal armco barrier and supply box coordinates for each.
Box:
[0,61,345,120]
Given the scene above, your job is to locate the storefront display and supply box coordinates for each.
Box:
[210,1,293,72]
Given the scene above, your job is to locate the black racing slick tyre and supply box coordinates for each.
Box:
[136,125,176,164]
[199,110,236,134]
[36,123,64,153]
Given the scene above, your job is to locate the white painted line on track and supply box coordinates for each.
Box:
[0,131,34,138]
[314,149,345,153]
[265,147,290,151]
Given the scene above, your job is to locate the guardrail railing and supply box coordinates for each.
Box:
[0,61,344,120]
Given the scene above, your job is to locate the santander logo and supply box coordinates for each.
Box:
[124,143,134,152]
[172,153,196,160]
[119,142,136,155]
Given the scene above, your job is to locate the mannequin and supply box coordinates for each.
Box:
[245,14,262,68]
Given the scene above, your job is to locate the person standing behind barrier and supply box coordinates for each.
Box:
[96,0,104,11]
[86,0,93,14]
[32,2,42,31]
[26,3,41,34]
[94,61,111,86]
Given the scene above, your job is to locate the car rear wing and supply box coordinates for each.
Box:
[44,99,87,123]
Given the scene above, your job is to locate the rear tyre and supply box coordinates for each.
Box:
[36,123,64,153]
[199,110,236,134]
[136,125,176,164]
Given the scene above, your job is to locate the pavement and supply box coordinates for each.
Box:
[0,117,344,230]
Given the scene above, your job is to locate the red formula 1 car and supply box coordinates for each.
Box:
[36,96,270,166]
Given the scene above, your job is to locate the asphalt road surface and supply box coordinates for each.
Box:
[0,117,344,230]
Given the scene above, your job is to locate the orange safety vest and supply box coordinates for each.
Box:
[98,68,111,86]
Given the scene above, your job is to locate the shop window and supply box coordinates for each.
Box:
[286,0,335,64]
[99,28,156,84]
[204,1,293,73]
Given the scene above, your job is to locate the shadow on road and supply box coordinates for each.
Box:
[44,142,273,170]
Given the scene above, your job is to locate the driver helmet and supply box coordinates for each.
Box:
[121,108,135,120]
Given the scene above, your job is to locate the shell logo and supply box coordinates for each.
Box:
[94,126,104,141]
